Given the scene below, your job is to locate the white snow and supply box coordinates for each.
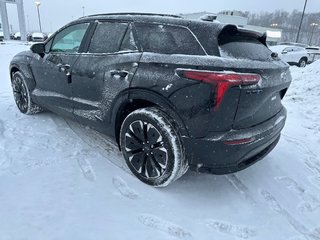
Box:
[162,83,173,91]
[32,32,44,38]
[1,42,320,240]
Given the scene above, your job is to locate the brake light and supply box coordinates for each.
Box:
[180,70,261,111]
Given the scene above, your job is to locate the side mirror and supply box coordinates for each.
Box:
[31,43,45,54]
[282,50,288,54]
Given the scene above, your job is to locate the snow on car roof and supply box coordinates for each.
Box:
[32,32,44,38]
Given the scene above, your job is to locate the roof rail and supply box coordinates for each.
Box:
[80,12,183,19]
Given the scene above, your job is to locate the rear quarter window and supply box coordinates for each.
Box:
[134,23,206,55]
[219,34,273,61]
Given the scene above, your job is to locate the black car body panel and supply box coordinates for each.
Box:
[9,13,292,175]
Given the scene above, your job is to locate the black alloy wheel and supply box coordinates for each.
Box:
[12,74,29,113]
[120,107,187,187]
[125,120,168,179]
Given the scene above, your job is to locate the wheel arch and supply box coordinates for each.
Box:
[10,63,36,91]
[111,88,189,149]
[10,65,20,79]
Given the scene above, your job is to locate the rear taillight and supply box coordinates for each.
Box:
[178,70,261,111]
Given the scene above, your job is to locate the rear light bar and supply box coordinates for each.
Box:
[177,69,261,111]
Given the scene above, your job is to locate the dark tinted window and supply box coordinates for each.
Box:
[134,23,206,55]
[89,22,128,53]
[120,24,138,52]
[219,35,273,61]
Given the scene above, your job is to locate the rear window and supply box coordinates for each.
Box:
[134,23,206,55]
[89,22,128,53]
[219,35,273,61]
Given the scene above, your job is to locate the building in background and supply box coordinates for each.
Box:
[182,11,282,46]
[0,0,27,41]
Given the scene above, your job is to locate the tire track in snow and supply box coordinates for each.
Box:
[283,134,320,175]
[205,220,257,239]
[138,214,192,239]
[0,118,4,136]
[260,189,320,240]
[309,176,320,191]
[77,157,96,182]
[275,176,320,213]
[226,174,257,205]
[112,176,138,200]
[64,119,130,174]
[0,119,12,173]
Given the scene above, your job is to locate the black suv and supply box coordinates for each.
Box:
[9,13,291,187]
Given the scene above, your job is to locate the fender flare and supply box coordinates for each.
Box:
[10,63,37,92]
[110,88,189,142]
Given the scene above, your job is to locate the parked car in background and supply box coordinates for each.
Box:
[9,13,291,187]
[270,45,308,67]
[279,42,308,48]
[27,33,32,41]
[306,46,320,63]
[31,32,46,42]
[13,32,21,40]
[0,31,4,42]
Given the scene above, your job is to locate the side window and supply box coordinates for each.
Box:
[120,24,138,52]
[134,23,206,55]
[51,23,89,53]
[293,47,302,52]
[88,22,128,53]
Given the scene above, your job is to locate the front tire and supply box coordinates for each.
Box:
[298,58,307,68]
[120,107,188,187]
[11,71,43,115]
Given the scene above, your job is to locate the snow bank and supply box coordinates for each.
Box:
[287,61,320,104]
[285,61,320,130]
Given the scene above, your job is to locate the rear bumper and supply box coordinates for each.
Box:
[183,107,287,174]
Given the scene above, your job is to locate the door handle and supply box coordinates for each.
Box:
[110,70,129,78]
[57,64,72,84]
[58,64,71,76]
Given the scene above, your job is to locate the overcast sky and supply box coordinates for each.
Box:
[3,0,320,32]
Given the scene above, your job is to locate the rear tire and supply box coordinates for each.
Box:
[11,71,43,115]
[298,58,307,68]
[120,107,188,187]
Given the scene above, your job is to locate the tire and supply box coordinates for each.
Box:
[298,58,307,68]
[11,71,43,115]
[120,107,188,187]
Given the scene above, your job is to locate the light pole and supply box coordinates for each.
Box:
[296,0,308,43]
[35,1,42,33]
[82,6,85,17]
[309,23,319,45]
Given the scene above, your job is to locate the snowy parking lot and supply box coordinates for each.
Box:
[0,42,320,240]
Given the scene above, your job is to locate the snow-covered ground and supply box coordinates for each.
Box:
[0,42,320,240]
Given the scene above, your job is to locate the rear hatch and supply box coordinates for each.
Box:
[217,25,291,129]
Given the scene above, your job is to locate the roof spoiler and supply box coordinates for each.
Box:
[218,24,267,46]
